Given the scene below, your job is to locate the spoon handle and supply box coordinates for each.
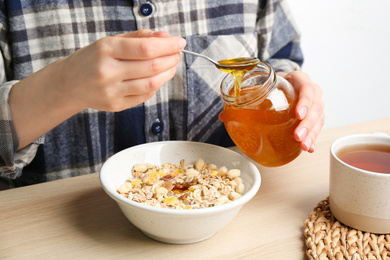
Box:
[182,50,219,66]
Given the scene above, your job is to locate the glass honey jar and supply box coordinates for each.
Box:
[220,61,301,167]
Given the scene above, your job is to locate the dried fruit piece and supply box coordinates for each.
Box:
[163,197,178,205]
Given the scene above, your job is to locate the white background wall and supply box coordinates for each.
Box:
[288,0,390,129]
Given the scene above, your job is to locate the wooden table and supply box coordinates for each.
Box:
[1,118,390,260]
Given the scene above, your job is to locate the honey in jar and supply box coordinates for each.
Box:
[220,62,301,167]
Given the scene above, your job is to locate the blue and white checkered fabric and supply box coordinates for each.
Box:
[0,0,303,185]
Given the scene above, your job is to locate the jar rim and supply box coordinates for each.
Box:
[220,61,275,105]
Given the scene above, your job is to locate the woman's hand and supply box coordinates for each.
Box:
[9,29,186,150]
[218,70,325,153]
[57,29,186,112]
[282,71,325,153]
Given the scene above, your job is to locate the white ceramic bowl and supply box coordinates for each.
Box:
[100,141,261,244]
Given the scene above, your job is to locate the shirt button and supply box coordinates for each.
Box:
[151,119,164,135]
[140,3,154,16]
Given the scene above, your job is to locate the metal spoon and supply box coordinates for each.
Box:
[182,49,260,69]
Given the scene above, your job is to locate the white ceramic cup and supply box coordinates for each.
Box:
[329,133,390,234]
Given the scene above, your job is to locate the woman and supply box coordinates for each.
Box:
[0,0,324,186]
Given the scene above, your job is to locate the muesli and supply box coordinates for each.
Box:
[117,159,245,209]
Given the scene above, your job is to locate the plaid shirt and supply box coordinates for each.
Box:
[0,0,302,186]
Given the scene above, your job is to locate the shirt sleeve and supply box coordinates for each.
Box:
[0,22,44,179]
[0,81,45,179]
[257,0,304,72]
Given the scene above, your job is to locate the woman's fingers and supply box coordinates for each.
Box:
[105,66,178,111]
[121,65,179,97]
[115,52,182,81]
[107,34,186,60]
[115,29,170,39]
[284,71,325,152]
[305,113,325,152]
[296,108,325,152]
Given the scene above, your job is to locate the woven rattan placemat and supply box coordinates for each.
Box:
[304,197,390,260]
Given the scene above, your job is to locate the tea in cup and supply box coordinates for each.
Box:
[329,133,390,233]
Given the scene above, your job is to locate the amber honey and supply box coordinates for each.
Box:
[217,57,259,96]
[221,63,301,167]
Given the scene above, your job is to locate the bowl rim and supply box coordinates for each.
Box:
[99,141,261,216]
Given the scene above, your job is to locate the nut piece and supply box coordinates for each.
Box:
[218,166,228,176]
[215,195,229,205]
[235,182,245,194]
[133,164,148,172]
[155,187,168,196]
[118,182,132,194]
[195,159,205,171]
[188,185,199,192]
[185,168,200,178]
[227,169,241,179]
[228,191,242,201]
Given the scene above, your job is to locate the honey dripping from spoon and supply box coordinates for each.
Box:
[180,50,259,96]
[217,57,260,96]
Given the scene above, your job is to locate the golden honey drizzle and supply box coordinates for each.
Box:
[217,57,260,96]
